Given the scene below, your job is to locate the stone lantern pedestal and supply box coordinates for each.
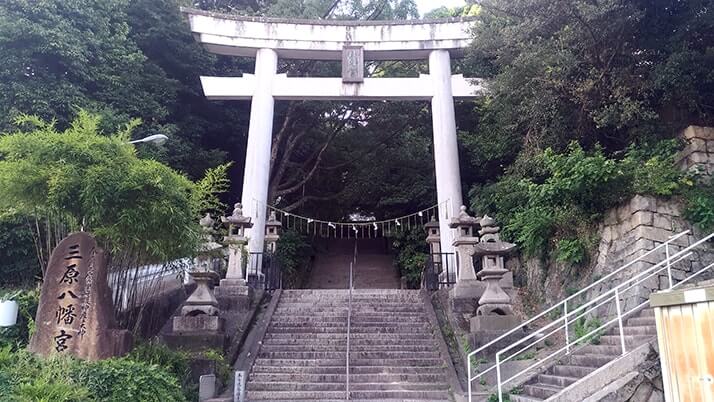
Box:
[169,270,226,351]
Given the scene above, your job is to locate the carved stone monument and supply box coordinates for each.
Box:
[215,203,252,310]
[29,232,131,360]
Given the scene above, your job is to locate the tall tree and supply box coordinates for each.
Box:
[0,0,173,131]
[462,0,714,185]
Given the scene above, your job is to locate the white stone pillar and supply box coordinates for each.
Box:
[241,48,278,255]
[429,50,464,258]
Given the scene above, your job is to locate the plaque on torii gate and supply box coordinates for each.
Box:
[181,9,485,280]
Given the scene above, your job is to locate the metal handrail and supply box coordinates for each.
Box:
[467,230,714,401]
[346,240,357,400]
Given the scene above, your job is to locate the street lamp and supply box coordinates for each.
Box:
[129,134,169,145]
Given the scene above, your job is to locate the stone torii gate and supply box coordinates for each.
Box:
[182,8,484,256]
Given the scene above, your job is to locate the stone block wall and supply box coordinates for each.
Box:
[587,125,714,314]
[677,125,714,179]
[588,195,714,313]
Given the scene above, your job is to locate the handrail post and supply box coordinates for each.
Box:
[665,242,673,289]
[563,300,570,355]
[346,260,352,400]
[467,355,472,402]
[496,353,503,402]
[614,288,627,356]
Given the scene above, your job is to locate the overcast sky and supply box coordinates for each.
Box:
[416,0,466,16]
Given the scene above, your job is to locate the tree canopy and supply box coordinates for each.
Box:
[0,111,228,262]
[0,0,712,263]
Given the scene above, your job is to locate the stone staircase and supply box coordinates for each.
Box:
[246,289,452,401]
[510,309,657,402]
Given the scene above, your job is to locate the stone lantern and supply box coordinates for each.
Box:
[264,211,282,254]
[449,206,481,315]
[470,215,520,342]
[425,216,442,256]
[215,203,253,310]
[166,214,226,351]
[424,216,448,287]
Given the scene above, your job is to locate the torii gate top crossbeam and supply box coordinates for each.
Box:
[181,8,475,61]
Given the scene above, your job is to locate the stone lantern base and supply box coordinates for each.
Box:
[215,278,252,311]
[469,314,523,356]
[449,274,515,316]
[449,279,482,315]
[165,315,227,352]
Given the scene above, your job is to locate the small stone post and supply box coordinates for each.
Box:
[449,206,481,316]
[264,211,282,254]
[215,203,253,310]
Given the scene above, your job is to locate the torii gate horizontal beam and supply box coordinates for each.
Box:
[182,8,475,61]
[200,75,485,101]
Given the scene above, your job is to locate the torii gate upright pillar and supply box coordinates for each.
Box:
[429,50,463,256]
[241,48,277,256]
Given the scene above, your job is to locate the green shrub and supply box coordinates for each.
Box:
[555,238,589,265]
[573,316,603,345]
[685,184,714,232]
[77,359,187,402]
[0,349,90,402]
[201,349,231,386]
[0,347,188,402]
[127,342,231,401]
[128,342,193,397]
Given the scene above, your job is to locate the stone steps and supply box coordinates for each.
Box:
[247,390,449,399]
[257,351,441,360]
[246,289,450,401]
[510,309,657,402]
[251,365,447,375]
[245,400,447,402]
[259,344,437,352]
[247,381,449,391]
[249,373,447,383]
[262,337,429,346]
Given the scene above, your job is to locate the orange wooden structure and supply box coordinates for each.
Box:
[651,286,714,402]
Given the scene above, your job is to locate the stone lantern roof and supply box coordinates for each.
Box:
[198,213,223,254]
[265,211,282,233]
[221,203,252,227]
[473,215,515,256]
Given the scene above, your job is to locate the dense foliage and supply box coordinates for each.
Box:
[472,140,689,263]
[275,230,315,288]
[0,347,188,402]
[465,0,714,262]
[0,212,40,286]
[390,227,430,288]
[0,111,228,262]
